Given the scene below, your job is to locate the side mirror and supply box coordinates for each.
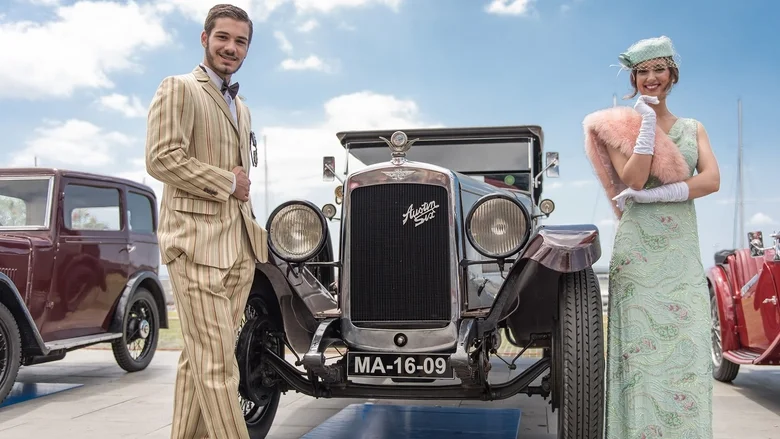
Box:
[545,152,559,178]
[323,156,335,182]
[749,231,764,257]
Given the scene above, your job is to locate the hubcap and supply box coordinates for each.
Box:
[139,319,150,339]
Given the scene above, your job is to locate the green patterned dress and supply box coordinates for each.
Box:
[604,117,713,439]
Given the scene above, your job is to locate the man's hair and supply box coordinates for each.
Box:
[204,4,253,44]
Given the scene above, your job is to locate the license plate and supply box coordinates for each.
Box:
[347,352,454,379]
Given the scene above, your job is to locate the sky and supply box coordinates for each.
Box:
[1,0,779,276]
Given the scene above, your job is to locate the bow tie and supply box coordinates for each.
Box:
[221,81,239,99]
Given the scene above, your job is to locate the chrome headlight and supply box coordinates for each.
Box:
[267,201,327,263]
[466,194,531,259]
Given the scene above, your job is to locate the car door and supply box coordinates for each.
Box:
[44,178,130,341]
[125,189,159,276]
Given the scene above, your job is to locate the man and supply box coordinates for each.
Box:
[145,4,267,439]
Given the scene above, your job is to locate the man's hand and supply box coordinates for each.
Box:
[232,166,250,201]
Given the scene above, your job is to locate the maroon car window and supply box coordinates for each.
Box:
[127,192,155,234]
[0,177,50,228]
[63,184,122,231]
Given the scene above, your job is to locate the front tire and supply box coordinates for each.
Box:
[111,287,160,372]
[0,302,22,405]
[237,294,284,439]
[709,286,740,382]
[553,268,604,439]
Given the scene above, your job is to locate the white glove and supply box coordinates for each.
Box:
[633,95,659,155]
[612,182,689,211]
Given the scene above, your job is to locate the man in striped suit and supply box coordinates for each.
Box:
[145,4,267,438]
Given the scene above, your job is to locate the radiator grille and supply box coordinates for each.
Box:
[348,183,451,323]
[0,268,16,282]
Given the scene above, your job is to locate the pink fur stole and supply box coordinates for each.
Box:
[583,106,690,219]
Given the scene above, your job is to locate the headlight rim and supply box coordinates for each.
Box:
[265,199,328,263]
[465,193,532,260]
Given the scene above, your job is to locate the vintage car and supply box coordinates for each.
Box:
[708,230,780,382]
[238,126,605,438]
[0,168,168,405]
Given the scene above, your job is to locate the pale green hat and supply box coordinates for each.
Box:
[617,35,679,70]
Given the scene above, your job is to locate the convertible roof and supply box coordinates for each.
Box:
[336,125,544,148]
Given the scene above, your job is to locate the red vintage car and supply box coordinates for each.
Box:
[708,231,780,382]
[0,167,168,405]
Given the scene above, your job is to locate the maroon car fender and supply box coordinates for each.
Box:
[108,271,169,333]
[707,265,740,352]
[0,272,48,356]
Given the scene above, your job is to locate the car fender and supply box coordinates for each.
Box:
[707,265,740,352]
[108,271,169,333]
[477,224,601,340]
[0,272,48,355]
[522,224,602,273]
[254,259,319,354]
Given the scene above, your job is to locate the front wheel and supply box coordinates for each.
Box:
[111,287,160,372]
[236,294,284,439]
[553,268,604,439]
[0,302,22,405]
[709,287,740,382]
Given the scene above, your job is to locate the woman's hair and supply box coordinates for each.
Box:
[624,56,679,99]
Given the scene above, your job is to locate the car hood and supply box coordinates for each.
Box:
[0,233,52,253]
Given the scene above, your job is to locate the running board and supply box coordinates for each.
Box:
[723,349,761,364]
[44,333,123,352]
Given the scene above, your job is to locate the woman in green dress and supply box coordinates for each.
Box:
[583,36,721,438]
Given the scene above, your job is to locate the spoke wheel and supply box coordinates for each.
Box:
[0,302,21,405]
[709,287,739,382]
[236,294,284,438]
[112,288,159,372]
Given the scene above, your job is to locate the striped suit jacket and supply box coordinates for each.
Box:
[146,65,268,269]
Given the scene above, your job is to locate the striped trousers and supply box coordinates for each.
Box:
[168,226,254,439]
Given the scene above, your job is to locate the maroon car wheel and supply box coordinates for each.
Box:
[0,302,22,405]
[111,287,159,372]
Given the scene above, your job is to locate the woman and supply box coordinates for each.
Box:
[583,35,720,438]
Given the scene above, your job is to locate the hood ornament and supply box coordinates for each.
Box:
[379,130,418,165]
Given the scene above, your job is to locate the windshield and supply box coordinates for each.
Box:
[347,139,534,174]
[467,172,532,193]
[345,138,536,193]
[0,177,53,229]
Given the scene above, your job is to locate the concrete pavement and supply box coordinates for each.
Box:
[0,348,777,438]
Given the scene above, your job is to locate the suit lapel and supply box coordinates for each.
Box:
[236,99,248,170]
[193,66,239,135]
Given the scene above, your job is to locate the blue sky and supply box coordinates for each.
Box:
[1,0,778,273]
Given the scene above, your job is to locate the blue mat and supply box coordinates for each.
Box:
[0,382,83,409]
[302,403,522,438]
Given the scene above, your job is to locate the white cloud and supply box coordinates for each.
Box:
[749,212,775,226]
[10,119,134,168]
[273,30,294,54]
[296,18,319,32]
[159,0,402,22]
[97,93,148,118]
[280,55,334,72]
[0,1,170,99]
[485,0,535,16]
[24,0,61,5]
[248,91,440,218]
[291,0,402,13]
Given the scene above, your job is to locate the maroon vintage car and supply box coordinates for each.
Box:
[708,230,780,382]
[0,167,168,404]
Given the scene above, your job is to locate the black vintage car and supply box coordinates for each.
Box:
[237,126,604,438]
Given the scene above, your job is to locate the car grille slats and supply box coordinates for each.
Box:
[348,183,451,324]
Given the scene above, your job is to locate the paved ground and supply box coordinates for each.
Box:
[0,349,778,438]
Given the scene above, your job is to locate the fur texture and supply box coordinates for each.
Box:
[583,106,690,219]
